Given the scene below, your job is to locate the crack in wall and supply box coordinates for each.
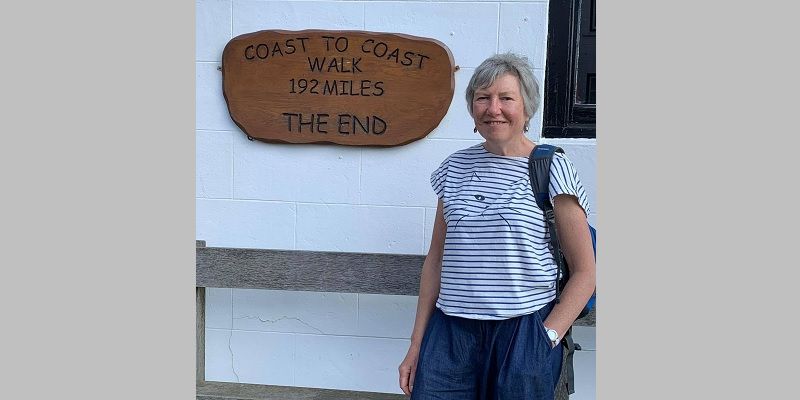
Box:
[228,330,240,383]
[235,315,326,334]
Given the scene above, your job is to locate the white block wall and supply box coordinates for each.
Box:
[197,0,597,394]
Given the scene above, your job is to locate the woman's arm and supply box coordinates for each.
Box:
[541,194,596,342]
[399,199,446,395]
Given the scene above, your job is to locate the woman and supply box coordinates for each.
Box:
[398,53,595,400]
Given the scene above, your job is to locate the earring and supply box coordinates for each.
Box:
[523,123,529,132]
[473,126,478,133]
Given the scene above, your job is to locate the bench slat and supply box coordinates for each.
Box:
[197,247,425,296]
[197,381,406,400]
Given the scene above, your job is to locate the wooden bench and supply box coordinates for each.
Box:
[195,240,594,399]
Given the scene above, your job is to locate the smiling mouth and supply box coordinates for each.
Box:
[484,121,507,125]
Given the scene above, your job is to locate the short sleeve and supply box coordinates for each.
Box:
[430,157,448,199]
[548,152,591,216]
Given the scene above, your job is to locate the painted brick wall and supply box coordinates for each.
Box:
[196,0,596,394]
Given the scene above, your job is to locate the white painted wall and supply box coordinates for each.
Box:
[197,0,596,395]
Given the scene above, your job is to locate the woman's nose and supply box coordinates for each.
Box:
[488,98,501,114]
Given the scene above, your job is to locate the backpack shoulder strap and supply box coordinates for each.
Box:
[528,144,567,301]
[528,144,564,211]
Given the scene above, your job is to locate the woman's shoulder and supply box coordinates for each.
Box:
[552,150,572,161]
[550,150,580,171]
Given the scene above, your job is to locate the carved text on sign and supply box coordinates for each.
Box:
[222,30,455,146]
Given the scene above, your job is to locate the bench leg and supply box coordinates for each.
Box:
[197,286,205,385]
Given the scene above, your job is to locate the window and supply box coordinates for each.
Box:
[543,0,596,138]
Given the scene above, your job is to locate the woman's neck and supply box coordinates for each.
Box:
[482,136,536,157]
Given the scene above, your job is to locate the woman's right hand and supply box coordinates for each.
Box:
[398,344,420,395]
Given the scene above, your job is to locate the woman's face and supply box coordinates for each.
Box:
[471,73,528,143]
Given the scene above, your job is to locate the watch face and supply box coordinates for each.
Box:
[547,329,558,341]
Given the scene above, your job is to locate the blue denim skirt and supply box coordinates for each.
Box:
[411,301,562,400]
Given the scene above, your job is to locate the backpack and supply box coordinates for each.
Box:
[527,144,597,395]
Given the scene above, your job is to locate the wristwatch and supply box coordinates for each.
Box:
[544,327,559,346]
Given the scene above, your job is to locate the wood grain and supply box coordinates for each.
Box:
[196,287,205,385]
[197,247,424,296]
[222,30,455,147]
[197,381,405,400]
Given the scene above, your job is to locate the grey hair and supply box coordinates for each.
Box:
[466,53,540,123]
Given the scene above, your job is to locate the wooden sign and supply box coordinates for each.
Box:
[222,30,455,146]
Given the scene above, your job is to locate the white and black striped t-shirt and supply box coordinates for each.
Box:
[430,143,591,320]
